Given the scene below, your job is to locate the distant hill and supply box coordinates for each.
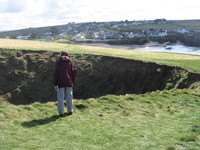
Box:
[1,19,200,42]
[0,24,70,38]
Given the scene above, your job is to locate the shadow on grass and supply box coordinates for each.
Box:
[21,114,69,127]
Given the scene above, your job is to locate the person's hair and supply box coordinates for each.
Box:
[61,50,68,56]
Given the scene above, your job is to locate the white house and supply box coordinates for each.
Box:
[16,35,30,40]
[72,34,85,40]
[92,33,99,39]
[128,32,137,38]
[131,21,143,25]
[111,25,118,28]
[44,32,52,35]
[174,28,189,33]
[158,29,167,36]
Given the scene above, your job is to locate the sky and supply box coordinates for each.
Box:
[0,0,200,31]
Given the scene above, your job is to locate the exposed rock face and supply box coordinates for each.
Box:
[0,49,199,104]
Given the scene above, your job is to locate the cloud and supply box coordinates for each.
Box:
[0,0,26,13]
[0,0,200,31]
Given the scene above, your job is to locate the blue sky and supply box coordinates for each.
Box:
[0,0,200,31]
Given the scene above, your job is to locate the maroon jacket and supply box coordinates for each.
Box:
[53,56,77,87]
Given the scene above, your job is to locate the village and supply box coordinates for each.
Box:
[5,19,194,42]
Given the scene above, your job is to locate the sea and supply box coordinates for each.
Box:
[134,45,200,55]
[79,43,200,55]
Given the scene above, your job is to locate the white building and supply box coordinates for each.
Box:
[158,29,167,36]
[16,35,30,40]
[174,28,189,33]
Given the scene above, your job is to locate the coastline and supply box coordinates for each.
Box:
[77,41,183,50]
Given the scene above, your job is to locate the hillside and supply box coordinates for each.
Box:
[0,24,70,38]
[0,39,200,149]
[0,39,200,104]
[0,48,199,105]
[1,19,200,45]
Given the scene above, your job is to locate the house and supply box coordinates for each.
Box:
[147,29,167,37]
[92,32,99,39]
[111,25,118,29]
[144,20,154,24]
[158,29,167,36]
[174,28,189,33]
[44,32,52,35]
[128,32,139,38]
[116,34,124,39]
[16,35,30,40]
[71,34,85,40]
[123,23,128,26]
[131,21,143,25]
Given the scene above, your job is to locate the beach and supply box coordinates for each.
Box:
[78,41,181,50]
[78,41,200,55]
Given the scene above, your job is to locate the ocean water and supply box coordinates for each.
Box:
[135,45,200,55]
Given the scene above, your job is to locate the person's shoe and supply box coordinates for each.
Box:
[59,114,64,117]
[69,112,73,115]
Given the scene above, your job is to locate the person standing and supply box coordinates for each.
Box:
[53,50,77,117]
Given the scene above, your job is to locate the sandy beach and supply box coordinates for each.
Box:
[77,41,182,50]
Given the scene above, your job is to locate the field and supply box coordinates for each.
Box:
[130,20,200,31]
[128,24,180,31]
[0,39,200,149]
[171,20,200,30]
[1,89,200,150]
[1,39,200,73]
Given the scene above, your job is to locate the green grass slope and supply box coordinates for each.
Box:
[0,38,200,149]
[0,89,200,150]
[1,39,200,73]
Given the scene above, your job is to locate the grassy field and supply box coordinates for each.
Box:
[128,24,180,31]
[171,20,200,31]
[1,39,200,73]
[129,20,200,31]
[0,38,200,149]
[0,89,200,150]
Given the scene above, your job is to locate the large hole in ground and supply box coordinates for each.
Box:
[0,49,199,104]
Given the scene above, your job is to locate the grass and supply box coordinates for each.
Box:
[0,37,200,149]
[0,89,200,149]
[171,20,200,30]
[127,24,180,31]
[1,38,200,73]
[97,27,117,33]
[76,45,200,73]
[52,38,71,43]
[0,38,69,51]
